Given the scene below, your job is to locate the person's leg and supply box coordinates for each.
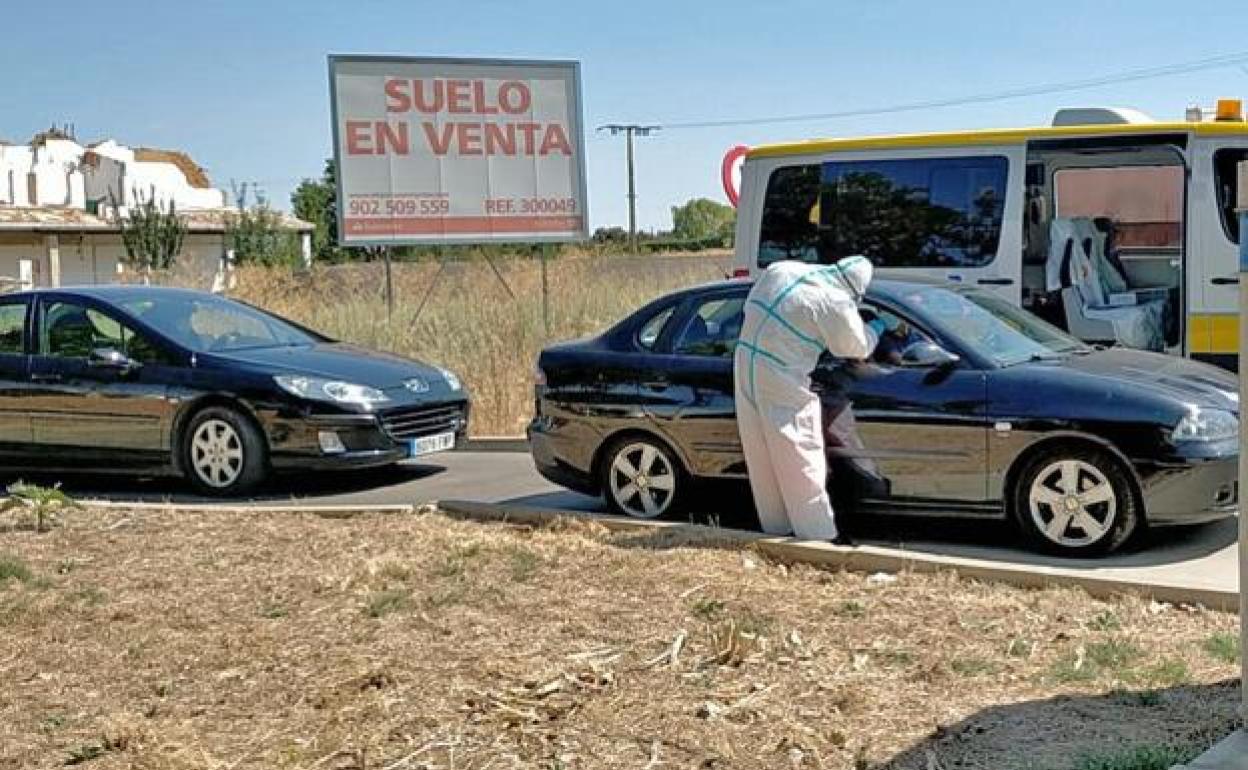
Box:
[762,393,839,541]
[736,390,792,535]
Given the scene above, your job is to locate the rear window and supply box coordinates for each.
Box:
[1214,148,1248,244]
[758,156,1009,269]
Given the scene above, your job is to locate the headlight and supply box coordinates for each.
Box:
[274,375,390,407]
[1172,407,1238,443]
[438,366,462,392]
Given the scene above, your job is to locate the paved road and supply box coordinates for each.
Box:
[11,450,1238,597]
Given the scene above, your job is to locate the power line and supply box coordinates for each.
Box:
[655,50,1248,130]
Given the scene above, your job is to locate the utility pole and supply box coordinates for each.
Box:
[598,124,659,252]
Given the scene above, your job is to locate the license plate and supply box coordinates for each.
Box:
[409,431,456,458]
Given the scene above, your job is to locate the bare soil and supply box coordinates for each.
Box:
[0,506,1238,769]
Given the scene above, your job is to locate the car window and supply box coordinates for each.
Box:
[120,295,320,353]
[859,305,933,365]
[41,301,169,364]
[0,302,26,355]
[636,306,675,350]
[672,296,745,358]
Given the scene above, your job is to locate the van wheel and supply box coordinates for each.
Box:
[600,436,685,519]
[1011,444,1140,557]
[182,407,268,496]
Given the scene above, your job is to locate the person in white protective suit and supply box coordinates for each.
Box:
[733,255,877,543]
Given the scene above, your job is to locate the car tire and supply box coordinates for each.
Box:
[182,406,268,497]
[599,435,686,519]
[1011,443,1140,557]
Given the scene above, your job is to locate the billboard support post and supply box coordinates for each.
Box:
[540,246,551,336]
[383,247,394,320]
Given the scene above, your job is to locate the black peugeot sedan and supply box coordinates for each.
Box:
[529,277,1239,556]
[0,286,468,495]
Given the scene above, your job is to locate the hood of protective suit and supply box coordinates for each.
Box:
[833,255,873,303]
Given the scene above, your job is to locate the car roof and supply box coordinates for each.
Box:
[3,284,219,303]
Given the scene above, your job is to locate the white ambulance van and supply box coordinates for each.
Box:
[731,101,1248,369]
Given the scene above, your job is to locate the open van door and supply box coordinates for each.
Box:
[746,146,1025,302]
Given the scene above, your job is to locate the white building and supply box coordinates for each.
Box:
[0,129,312,289]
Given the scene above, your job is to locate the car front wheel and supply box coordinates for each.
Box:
[600,436,684,519]
[1012,444,1140,557]
[183,406,268,497]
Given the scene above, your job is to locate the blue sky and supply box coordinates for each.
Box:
[4,1,1248,232]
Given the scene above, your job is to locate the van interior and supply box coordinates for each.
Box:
[1021,138,1185,353]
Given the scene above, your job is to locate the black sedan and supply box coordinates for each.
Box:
[0,286,468,495]
[529,277,1239,556]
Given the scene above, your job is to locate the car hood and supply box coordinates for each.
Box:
[1035,348,1239,412]
[217,343,448,390]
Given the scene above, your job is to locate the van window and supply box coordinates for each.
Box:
[1214,149,1248,244]
[1055,165,1182,248]
[757,156,1009,269]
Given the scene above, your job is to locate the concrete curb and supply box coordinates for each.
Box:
[458,436,529,452]
[437,499,1240,612]
[80,500,419,517]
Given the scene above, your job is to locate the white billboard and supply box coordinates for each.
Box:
[328,55,588,246]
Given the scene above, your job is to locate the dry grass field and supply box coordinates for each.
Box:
[0,504,1238,770]
[227,253,733,436]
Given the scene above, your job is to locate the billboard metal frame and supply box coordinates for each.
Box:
[327,54,589,248]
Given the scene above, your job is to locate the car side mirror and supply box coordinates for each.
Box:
[89,347,139,373]
[899,341,960,369]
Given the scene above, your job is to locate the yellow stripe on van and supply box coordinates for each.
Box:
[1188,314,1239,354]
[747,121,1248,159]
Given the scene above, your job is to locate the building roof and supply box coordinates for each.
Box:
[0,206,314,233]
[133,148,213,189]
[747,120,1248,159]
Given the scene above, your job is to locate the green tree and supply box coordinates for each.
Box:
[225,204,301,267]
[671,197,736,244]
[291,159,345,263]
[111,185,187,279]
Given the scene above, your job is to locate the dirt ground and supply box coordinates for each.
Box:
[0,505,1239,770]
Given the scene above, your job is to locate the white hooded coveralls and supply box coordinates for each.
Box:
[733,256,875,540]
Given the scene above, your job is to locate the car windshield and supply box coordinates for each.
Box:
[895,285,1087,366]
[118,295,321,353]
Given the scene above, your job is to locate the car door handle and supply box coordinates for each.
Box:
[31,373,62,383]
[1211,276,1239,285]
[641,379,671,391]
[976,277,1015,286]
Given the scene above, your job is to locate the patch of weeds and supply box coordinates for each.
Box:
[365,589,411,618]
[1075,743,1202,770]
[259,603,288,619]
[691,597,726,621]
[434,543,482,578]
[873,648,915,668]
[56,559,79,575]
[1086,639,1142,671]
[378,561,413,583]
[424,584,468,610]
[0,555,32,584]
[153,681,174,698]
[1006,637,1035,658]
[2,481,80,532]
[834,600,866,619]
[1202,632,1240,665]
[950,656,1000,677]
[65,743,106,766]
[40,713,68,733]
[1139,658,1191,688]
[734,609,774,637]
[504,545,541,582]
[1088,610,1121,632]
[1050,639,1143,684]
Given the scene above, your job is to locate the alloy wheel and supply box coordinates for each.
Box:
[608,442,677,519]
[1027,459,1117,549]
[191,419,245,489]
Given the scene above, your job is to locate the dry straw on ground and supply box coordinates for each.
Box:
[228,253,733,436]
[0,505,1238,769]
